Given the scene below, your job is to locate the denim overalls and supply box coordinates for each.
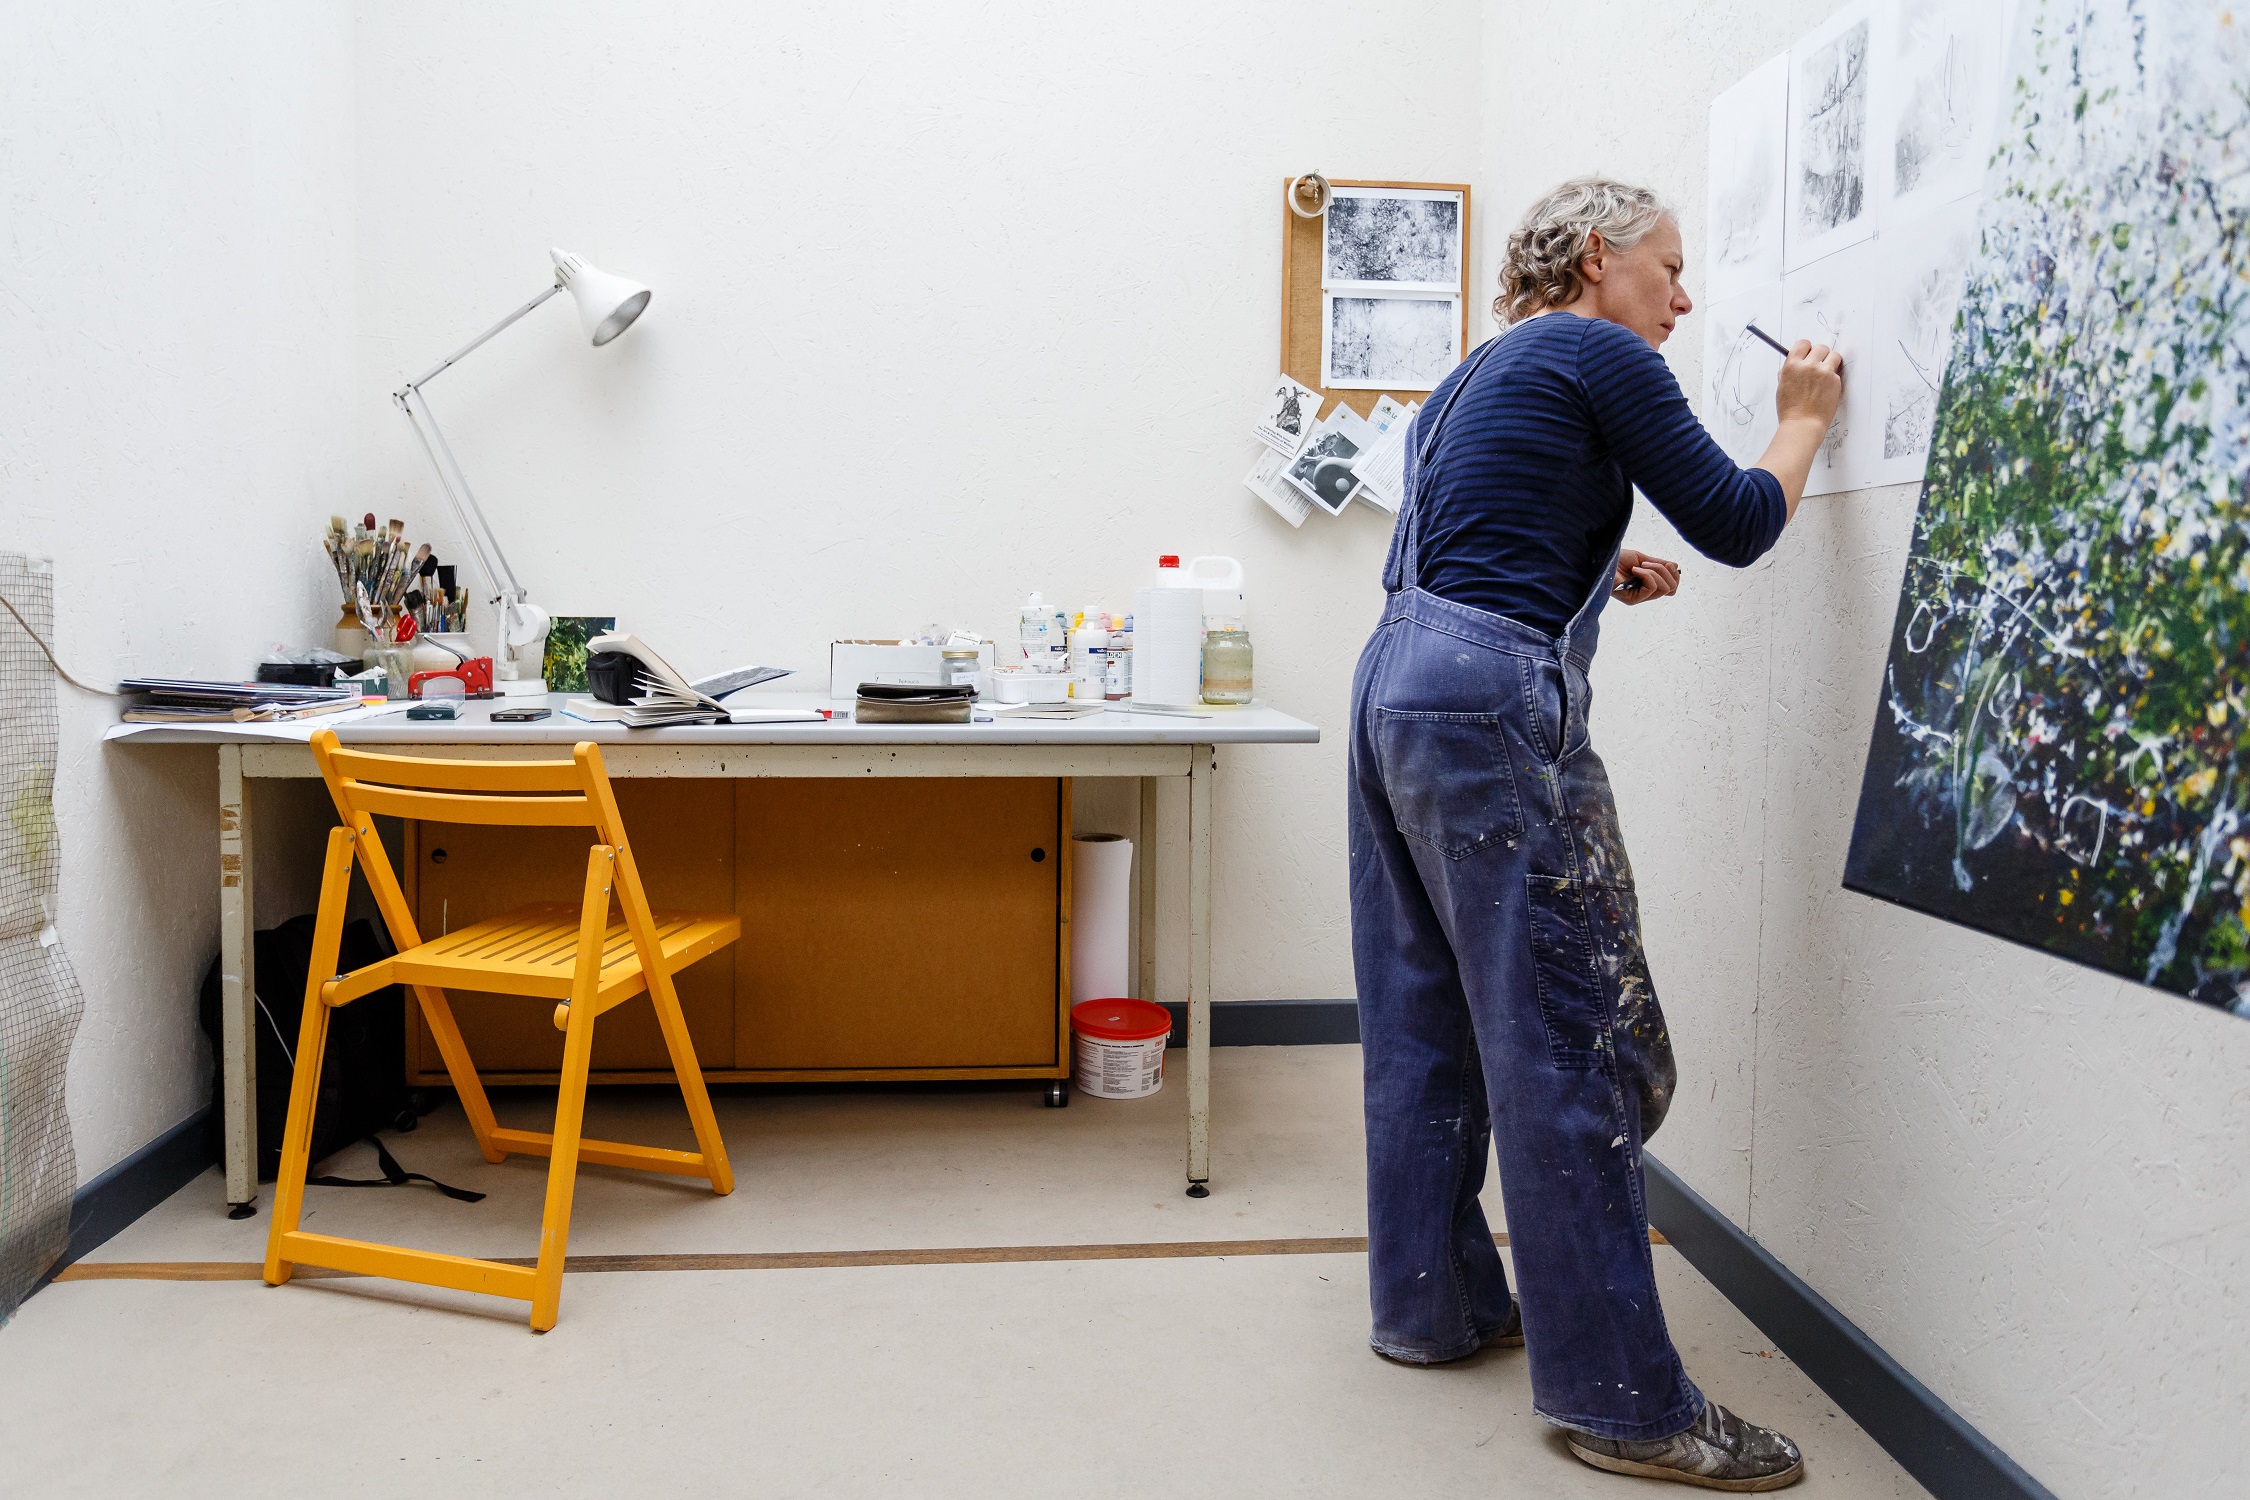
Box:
[1346,334,1698,1441]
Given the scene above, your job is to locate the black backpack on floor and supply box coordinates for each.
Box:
[198,913,458,1189]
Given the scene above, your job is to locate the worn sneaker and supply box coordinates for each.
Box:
[1566,1401,1804,1491]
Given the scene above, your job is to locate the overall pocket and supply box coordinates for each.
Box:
[1374,711,1525,859]
[1524,874,1610,1068]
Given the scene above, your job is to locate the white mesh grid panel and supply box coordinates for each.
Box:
[0,555,86,1321]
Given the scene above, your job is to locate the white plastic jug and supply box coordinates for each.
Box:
[1187,556,1247,628]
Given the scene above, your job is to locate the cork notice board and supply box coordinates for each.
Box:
[1281,178,1473,419]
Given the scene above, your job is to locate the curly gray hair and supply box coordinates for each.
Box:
[1495,177,1672,324]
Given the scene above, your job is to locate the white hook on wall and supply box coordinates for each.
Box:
[1285,172,1331,218]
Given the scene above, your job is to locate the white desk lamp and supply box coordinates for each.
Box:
[393,248,652,689]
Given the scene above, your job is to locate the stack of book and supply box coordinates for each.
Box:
[119,679,358,724]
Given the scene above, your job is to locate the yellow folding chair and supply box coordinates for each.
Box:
[262,730,738,1331]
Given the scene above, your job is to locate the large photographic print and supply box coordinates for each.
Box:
[1844,0,2250,1017]
[1322,187,1462,291]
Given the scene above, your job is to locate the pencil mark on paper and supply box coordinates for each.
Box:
[1702,286,1782,468]
[1795,18,1869,236]
[1873,196,1981,485]
[1876,0,2008,217]
[1705,54,1790,302]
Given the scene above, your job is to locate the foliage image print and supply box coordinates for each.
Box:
[1843,0,2250,1016]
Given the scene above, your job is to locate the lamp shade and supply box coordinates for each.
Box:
[549,248,651,346]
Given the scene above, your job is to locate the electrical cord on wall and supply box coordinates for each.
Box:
[0,591,124,696]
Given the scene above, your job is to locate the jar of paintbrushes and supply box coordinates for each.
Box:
[324,513,430,696]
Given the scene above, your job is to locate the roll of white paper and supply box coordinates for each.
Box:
[1071,834,1134,1001]
[1131,584,1204,707]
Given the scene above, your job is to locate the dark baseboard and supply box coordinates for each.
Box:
[1159,998,1361,1047]
[1643,1155,2055,1500]
[38,1108,214,1288]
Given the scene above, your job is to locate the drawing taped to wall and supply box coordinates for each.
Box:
[1871,0,2009,222]
[1786,1,1876,271]
[1322,294,1459,390]
[1322,188,1462,292]
[1845,0,2250,1017]
[1706,53,1791,302]
[1702,285,1784,469]
[1780,237,1879,494]
[1869,193,1980,488]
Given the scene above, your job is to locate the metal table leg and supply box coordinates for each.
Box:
[218,745,258,1217]
[1185,746,1213,1196]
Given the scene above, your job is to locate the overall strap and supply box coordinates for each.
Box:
[1383,330,1511,595]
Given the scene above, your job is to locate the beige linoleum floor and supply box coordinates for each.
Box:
[1,1046,1926,1498]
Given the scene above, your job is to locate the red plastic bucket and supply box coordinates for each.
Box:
[1070,998,1171,1098]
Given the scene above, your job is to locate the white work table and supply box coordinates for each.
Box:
[108,694,1321,1213]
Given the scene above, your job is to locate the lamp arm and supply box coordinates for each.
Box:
[394,384,523,605]
[396,280,562,395]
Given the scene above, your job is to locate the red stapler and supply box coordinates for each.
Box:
[408,645,497,700]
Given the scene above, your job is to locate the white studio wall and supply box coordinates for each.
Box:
[0,4,357,1179]
[349,0,1483,1008]
[1480,2,2250,1495]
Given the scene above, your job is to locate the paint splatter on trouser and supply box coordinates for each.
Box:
[1348,581,1696,1443]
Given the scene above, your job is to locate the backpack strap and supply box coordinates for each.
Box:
[310,1135,487,1203]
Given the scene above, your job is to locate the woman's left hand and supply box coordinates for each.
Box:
[1612,549,1681,604]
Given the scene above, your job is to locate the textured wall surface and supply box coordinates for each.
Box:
[0,4,356,1177]
[349,0,1482,1006]
[1481,3,2250,1494]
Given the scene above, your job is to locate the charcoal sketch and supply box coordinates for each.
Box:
[1873,0,2009,220]
[1780,237,1879,493]
[1322,295,1458,391]
[1322,189,1462,292]
[1871,194,1981,486]
[1786,3,1875,271]
[1701,285,1784,467]
[1705,53,1790,302]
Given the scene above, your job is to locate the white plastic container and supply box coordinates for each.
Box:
[991,670,1073,704]
[1132,555,1205,708]
[1186,556,1247,629]
[1071,998,1171,1099]
[1018,591,1067,666]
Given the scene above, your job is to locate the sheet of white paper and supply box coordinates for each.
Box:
[1870,0,2009,224]
[1244,447,1312,527]
[1869,192,1982,487]
[1285,405,1376,515]
[1252,374,1324,456]
[1706,53,1791,302]
[1781,237,1881,494]
[1322,187,1464,293]
[1323,294,1459,390]
[1786,0,1877,271]
[1349,399,1420,513]
[1702,285,1785,469]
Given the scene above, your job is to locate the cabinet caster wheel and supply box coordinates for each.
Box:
[1185,1181,1210,1199]
[1042,1081,1070,1107]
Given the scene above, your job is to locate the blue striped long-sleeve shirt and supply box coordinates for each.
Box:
[1407,313,1785,633]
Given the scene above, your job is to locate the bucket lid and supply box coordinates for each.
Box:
[1071,998,1172,1041]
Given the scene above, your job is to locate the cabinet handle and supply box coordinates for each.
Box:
[430,848,448,865]
[1030,847,1046,863]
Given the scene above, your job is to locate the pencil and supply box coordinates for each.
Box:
[1744,322,1792,357]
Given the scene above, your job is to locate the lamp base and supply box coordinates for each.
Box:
[497,677,549,698]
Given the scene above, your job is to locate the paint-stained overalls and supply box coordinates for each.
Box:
[1347,336,1698,1442]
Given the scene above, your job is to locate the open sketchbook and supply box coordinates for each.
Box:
[568,633,815,726]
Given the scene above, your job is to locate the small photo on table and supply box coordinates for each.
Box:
[542,616,617,693]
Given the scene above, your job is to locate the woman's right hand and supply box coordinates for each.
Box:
[1776,340,1845,427]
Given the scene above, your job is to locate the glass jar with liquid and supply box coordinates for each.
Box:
[1200,628,1252,705]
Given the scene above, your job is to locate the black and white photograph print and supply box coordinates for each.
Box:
[1322,187,1463,292]
[1252,373,1324,456]
[1785,0,1875,271]
[1284,405,1375,516]
[1322,294,1459,391]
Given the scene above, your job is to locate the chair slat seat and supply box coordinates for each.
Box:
[395,903,740,1002]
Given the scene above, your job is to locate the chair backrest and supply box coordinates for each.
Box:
[310,730,625,842]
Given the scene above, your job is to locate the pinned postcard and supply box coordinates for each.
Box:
[1245,447,1312,527]
[1284,404,1376,516]
[1349,397,1420,513]
[1253,374,1324,456]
